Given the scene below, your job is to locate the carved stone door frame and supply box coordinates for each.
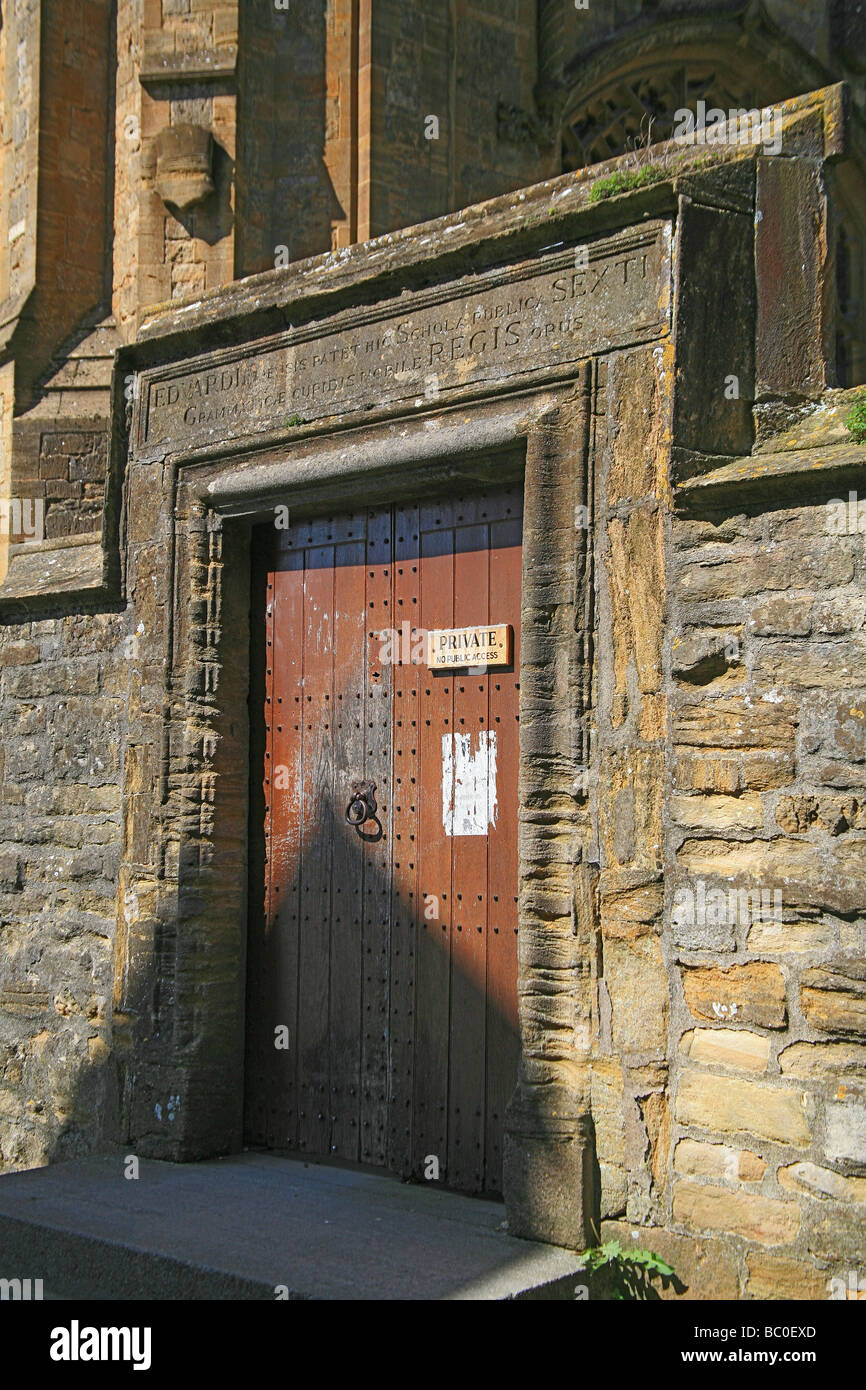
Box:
[115,206,673,1247]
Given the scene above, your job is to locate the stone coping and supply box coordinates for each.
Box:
[131,85,848,360]
[0,539,107,611]
[675,440,866,510]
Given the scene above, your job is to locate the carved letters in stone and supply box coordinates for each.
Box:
[139,222,670,453]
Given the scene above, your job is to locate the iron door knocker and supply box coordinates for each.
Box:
[346,779,377,827]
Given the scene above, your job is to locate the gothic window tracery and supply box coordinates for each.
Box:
[559,53,866,387]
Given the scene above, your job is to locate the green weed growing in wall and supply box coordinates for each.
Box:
[573,1240,678,1300]
[844,391,866,444]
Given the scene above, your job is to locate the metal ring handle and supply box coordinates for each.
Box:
[345,780,377,827]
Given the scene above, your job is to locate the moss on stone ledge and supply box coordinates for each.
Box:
[588,165,669,202]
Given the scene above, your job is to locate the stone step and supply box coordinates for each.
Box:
[0,1151,584,1300]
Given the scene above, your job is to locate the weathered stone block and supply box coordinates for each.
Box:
[671,886,737,950]
[640,1088,670,1194]
[606,346,662,503]
[778,1161,866,1202]
[599,748,663,873]
[681,1027,771,1073]
[681,962,787,1029]
[672,628,742,685]
[813,595,866,636]
[670,792,763,832]
[153,123,214,211]
[673,1179,801,1246]
[677,544,852,602]
[807,1203,866,1264]
[503,1084,594,1250]
[824,1100,866,1163]
[600,878,663,939]
[4,661,100,699]
[677,836,866,916]
[779,1041,866,1080]
[676,1071,810,1146]
[746,1253,832,1300]
[590,1058,626,1191]
[747,917,833,953]
[674,1137,766,1183]
[741,752,796,790]
[671,201,754,459]
[606,936,668,1055]
[810,697,866,764]
[755,157,827,397]
[749,595,812,637]
[754,639,866,689]
[0,644,40,667]
[673,755,740,795]
[637,693,666,743]
[606,509,665,702]
[673,695,797,750]
[817,795,864,834]
[0,853,22,891]
[600,1219,740,1300]
[800,962,866,1038]
[775,794,819,833]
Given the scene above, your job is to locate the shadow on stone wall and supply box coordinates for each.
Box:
[236,0,346,274]
[0,597,129,1176]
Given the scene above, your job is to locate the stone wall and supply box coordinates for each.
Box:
[592,344,866,1296]
[664,477,865,1294]
[0,611,126,1171]
[9,423,107,541]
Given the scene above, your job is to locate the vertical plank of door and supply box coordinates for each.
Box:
[413,498,455,1183]
[360,507,393,1166]
[296,532,335,1157]
[329,525,367,1161]
[387,503,421,1177]
[448,512,490,1193]
[265,538,306,1152]
[484,510,523,1193]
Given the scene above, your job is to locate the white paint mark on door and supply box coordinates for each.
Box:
[442,731,498,836]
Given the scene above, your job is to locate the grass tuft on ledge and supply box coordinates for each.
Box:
[844,389,866,444]
[588,165,669,203]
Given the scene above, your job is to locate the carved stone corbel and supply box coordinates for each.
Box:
[154,124,214,211]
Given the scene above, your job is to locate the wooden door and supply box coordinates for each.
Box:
[245,483,522,1194]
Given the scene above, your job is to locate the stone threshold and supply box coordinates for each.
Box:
[0,1151,586,1301]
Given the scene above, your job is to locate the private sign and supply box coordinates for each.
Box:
[427,624,512,669]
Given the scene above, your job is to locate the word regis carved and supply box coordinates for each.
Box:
[139,222,670,451]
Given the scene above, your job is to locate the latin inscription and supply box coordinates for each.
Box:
[141,223,670,450]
